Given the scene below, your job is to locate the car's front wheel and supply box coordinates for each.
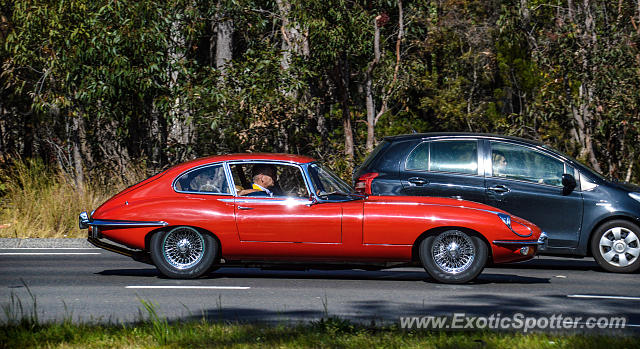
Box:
[419,230,488,283]
[591,220,640,273]
[150,226,218,279]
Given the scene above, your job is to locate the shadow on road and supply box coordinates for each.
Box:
[497,256,602,272]
[96,267,550,284]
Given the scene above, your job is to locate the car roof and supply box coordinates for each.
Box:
[176,153,317,169]
[383,132,546,147]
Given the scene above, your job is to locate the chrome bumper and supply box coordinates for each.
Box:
[78,211,168,230]
[492,232,548,251]
[537,231,548,251]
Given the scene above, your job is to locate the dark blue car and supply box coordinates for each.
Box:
[354,133,640,273]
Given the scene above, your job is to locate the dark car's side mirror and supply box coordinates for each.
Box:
[562,173,577,195]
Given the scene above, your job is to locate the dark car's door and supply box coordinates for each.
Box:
[399,139,486,203]
[484,140,583,248]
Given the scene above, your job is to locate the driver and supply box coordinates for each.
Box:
[239,164,278,196]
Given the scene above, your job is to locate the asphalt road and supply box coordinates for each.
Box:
[1,246,638,333]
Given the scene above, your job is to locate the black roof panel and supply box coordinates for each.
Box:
[383,132,546,147]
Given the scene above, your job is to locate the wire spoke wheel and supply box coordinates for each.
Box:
[162,227,205,270]
[431,231,476,274]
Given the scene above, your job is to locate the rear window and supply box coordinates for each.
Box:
[360,140,390,170]
[174,164,231,194]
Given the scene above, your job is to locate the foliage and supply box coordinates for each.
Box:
[2,0,640,190]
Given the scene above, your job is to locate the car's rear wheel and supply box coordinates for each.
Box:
[419,230,488,283]
[150,226,217,279]
[591,220,640,273]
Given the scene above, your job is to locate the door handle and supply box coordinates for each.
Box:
[488,185,510,194]
[408,177,429,186]
[237,206,254,210]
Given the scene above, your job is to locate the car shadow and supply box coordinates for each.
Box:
[97,267,549,284]
[494,256,602,272]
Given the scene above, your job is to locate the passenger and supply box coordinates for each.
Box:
[492,150,508,177]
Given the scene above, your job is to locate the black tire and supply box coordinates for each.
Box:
[150,226,218,279]
[419,230,488,284]
[590,220,640,273]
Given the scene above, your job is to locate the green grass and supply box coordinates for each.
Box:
[1,289,636,349]
[0,158,145,238]
[1,317,638,349]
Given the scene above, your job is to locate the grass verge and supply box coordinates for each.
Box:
[1,317,638,349]
[0,158,145,238]
[1,290,636,349]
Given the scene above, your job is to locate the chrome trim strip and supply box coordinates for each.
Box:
[220,198,313,206]
[492,240,543,245]
[88,219,169,228]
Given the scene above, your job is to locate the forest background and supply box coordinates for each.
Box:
[1,0,640,237]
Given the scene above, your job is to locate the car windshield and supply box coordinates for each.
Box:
[307,162,358,198]
[541,145,607,181]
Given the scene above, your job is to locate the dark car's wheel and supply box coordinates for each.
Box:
[591,220,640,273]
[419,230,488,283]
[150,226,218,279]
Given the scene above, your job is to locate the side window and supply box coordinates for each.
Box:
[175,164,230,194]
[406,142,429,170]
[429,140,478,175]
[491,142,564,186]
[229,163,310,198]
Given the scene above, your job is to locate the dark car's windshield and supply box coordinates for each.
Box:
[541,145,607,181]
[308,163,358,198]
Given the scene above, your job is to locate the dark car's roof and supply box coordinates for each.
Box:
[384,132,546,147]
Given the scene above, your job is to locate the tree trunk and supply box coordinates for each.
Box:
[335,58,354,164]
[167,13,194,162]
[215,17,233,75]
[365,17,380,153]
[70,115,85,191]
[276,0,309,73]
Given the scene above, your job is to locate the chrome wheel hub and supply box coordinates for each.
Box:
[599,227,640,268]
[163,227,204,270]
[177,238,191,254]
[432,231,475,274]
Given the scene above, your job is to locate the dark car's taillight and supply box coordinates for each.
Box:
[355,172,379,195]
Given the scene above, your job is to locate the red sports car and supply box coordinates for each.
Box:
[79,154,546,283]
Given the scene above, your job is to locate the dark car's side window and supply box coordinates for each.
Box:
[406,142,429,170]
[175,164,231,194]
[430,141,478,174]
[406,141,478,175]
[491,142,564,186]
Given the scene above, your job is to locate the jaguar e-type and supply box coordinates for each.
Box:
[79,154,546,283]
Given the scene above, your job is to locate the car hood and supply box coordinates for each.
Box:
[609,180,640,193]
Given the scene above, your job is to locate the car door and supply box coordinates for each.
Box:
[231,162,342,243]
[484,141,583,248]
[400,139,486,203]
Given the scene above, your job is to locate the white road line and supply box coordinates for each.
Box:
[0,253,101,255]
[126,286,250,290]
[567,294,640,301]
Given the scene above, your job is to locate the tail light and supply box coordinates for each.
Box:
[355,172,379,195]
